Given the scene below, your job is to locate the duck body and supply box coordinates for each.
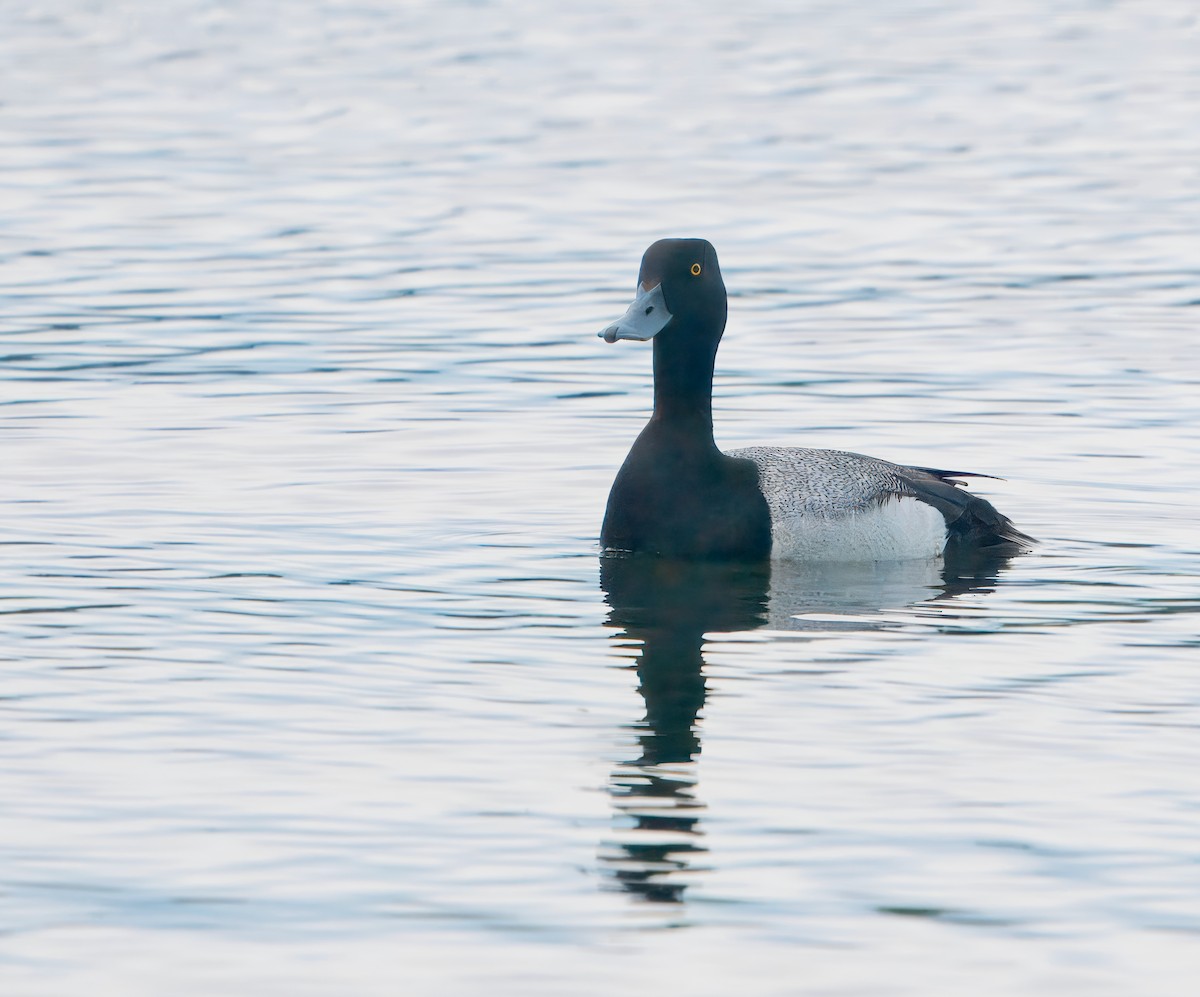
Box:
[598,238,1033,563]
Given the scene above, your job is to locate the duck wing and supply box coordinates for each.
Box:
[727,446,1034,554]
[895,464,1035,551]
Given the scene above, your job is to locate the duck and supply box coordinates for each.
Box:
[598,238,1034,562]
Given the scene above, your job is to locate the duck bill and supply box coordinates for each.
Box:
[598,283,672,343]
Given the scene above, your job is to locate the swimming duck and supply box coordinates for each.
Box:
[598,238,1033,561]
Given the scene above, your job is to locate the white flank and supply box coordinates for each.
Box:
[769,496,948,562]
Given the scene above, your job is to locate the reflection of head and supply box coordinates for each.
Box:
[598,555,769,905]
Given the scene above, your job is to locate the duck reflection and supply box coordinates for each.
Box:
[598,548,1017,904]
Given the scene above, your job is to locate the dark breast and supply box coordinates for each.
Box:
[601,440,772,560]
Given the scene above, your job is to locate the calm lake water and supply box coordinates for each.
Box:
[2,2,1199,994]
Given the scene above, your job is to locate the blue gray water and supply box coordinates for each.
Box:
[2,2,1198,994]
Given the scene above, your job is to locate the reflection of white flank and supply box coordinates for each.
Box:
[762,557,947,631]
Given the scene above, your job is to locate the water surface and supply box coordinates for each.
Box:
[2,2,1199,994]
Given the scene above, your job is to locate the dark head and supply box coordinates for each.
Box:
[600,238,727,346]
[599,239,728,423]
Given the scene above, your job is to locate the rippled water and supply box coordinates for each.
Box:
[3,2,1199,994]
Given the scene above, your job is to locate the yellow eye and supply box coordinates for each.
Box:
[690,263,702,276]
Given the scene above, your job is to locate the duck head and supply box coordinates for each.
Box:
[599,239,729,423]
[599,238,727,346]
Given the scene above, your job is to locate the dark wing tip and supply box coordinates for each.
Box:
[906,464,1005,487]
[897,465,1035,552]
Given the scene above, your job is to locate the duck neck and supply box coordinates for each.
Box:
[650,331,718,445]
